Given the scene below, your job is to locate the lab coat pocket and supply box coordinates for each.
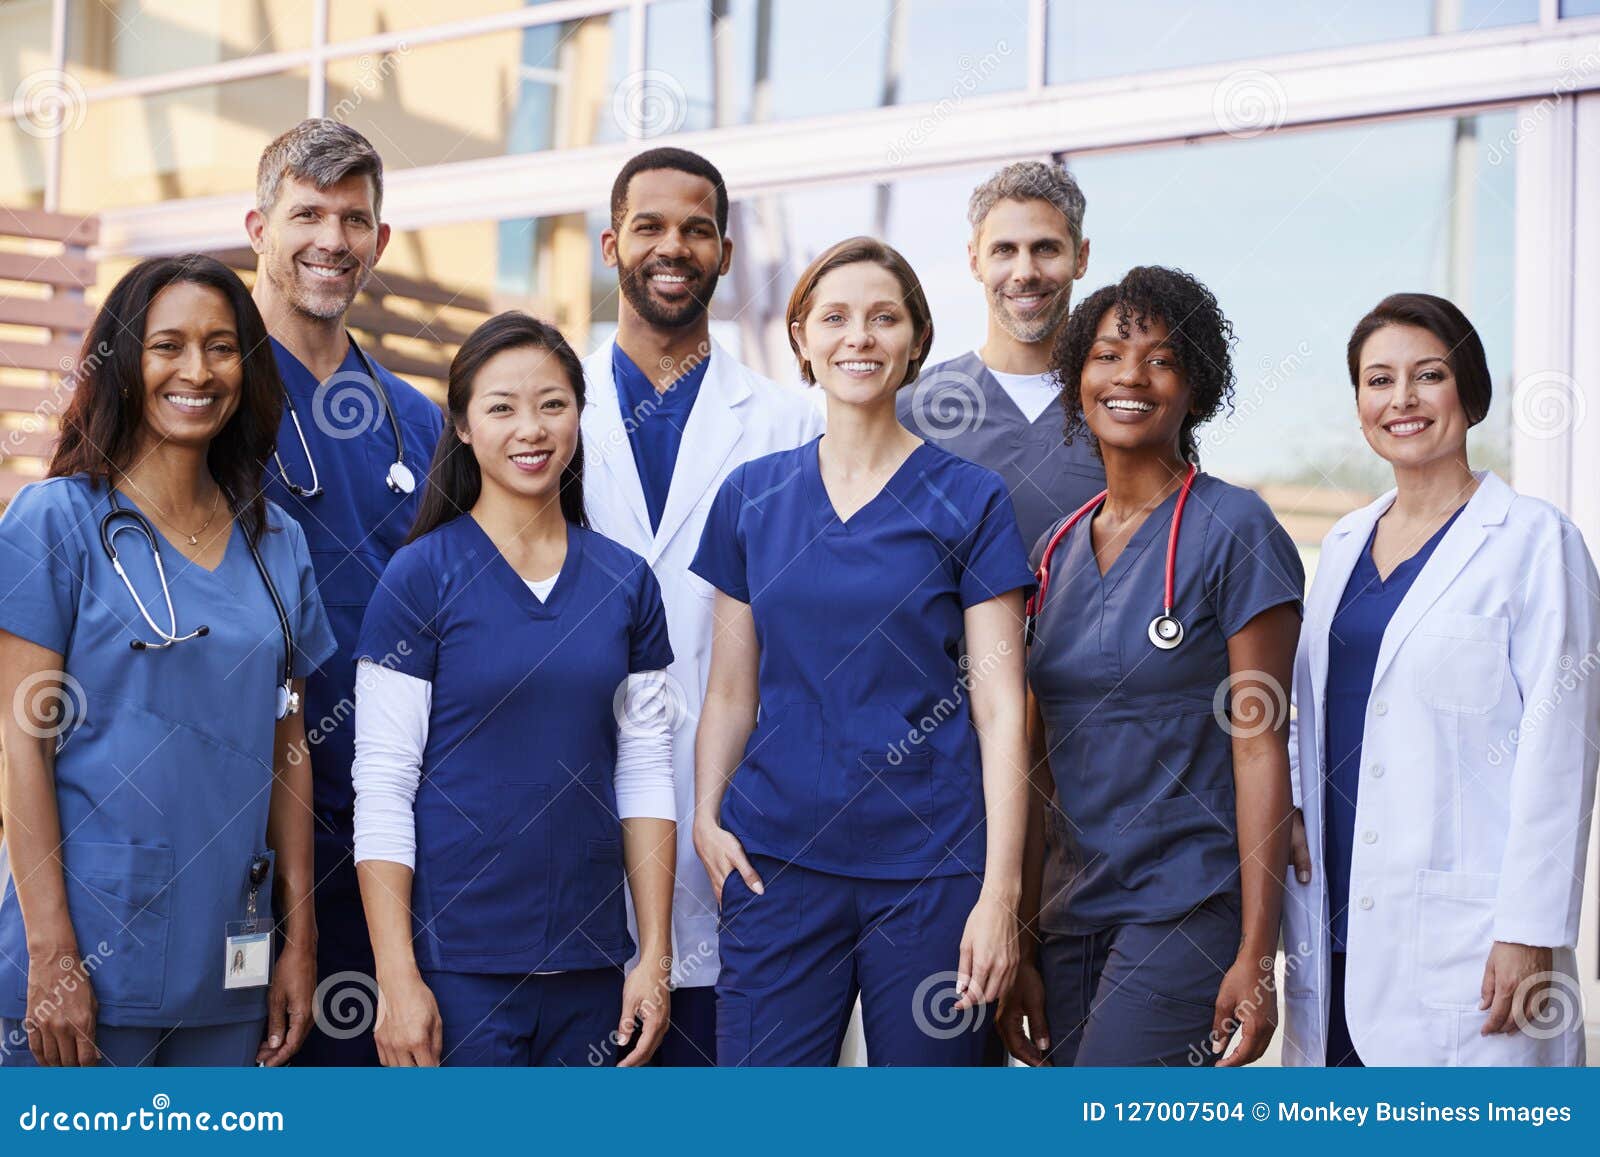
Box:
[852,751,935,858]
[62,841,174,1010]
[1413,613,1508,715]
[1415,869,1498,1011]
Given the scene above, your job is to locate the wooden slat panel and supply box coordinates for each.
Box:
[346,302,474,345]
[0,208,99,248]
[0,294,95,331]
[0,251,97,290]
[0,383,74,413]
[365,346,452,383]
[366,268,492,314]
[0,427,58,459]
[0,470,38,502]
[0,340,81,373]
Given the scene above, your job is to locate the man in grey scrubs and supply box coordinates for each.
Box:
[899,160,1104,551]
[899,161,1103,1066]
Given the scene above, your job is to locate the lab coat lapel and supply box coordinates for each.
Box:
[650,342,747,562]
[1306,498,1384,711]
[1368,471,1510,691]
[584,343,653,548]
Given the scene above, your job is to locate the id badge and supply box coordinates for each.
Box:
[224,853,274,990]
[224,922,271,989]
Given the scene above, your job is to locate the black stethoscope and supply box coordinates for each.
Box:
[99,489,300,720]
[1026,463,1197,651]
[274,333,415,498]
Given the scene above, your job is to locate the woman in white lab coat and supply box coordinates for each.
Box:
[1281,293,1600,1066]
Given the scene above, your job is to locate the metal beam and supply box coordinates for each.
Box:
[98,19,1600,256]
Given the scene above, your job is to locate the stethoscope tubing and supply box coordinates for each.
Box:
[1026,463,1198,650]
[274,332,410,499]
[100,488,298,718]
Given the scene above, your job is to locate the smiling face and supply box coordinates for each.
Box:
[249,172,389,322]
[456,344,581,509]
[790,261,926,408]
[1079,307,1191,457]
[602,168,729,329]
[133,280,245,457]
[972,197,1085,344]
[1355,323,1472,468]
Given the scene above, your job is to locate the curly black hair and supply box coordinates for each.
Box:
[1050,265,1236,464]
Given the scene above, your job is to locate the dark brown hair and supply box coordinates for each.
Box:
[408,312,588,543]
[49,254,283,541]
[785,236,934,387]
[1346,293,1491,426]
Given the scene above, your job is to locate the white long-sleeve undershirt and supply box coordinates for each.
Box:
[351,657,677,870]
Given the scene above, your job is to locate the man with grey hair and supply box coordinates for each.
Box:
[898,159,1103,551]
[897,160,1103,1068]
[247,118,444,1066]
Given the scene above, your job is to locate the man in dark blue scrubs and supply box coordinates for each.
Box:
[899,161,1105,1065]
[246,120,444,1065]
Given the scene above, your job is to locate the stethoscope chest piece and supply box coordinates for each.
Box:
[1148,613,1184,650]
[386,460,416,496]
[275,684,300,721]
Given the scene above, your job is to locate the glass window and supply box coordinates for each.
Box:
[1060,110,1515,552]
[728,112,1515,559]
[2,0,54,97]
[59,70,311,212]
[1561,0,1600,14]
[66,0,314,83]
[328,14,630,170]
[328,1,569,42]
[1047,0,1539,83]
[644,0,1028,131]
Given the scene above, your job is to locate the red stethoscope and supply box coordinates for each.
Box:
[1025,463,1198,651]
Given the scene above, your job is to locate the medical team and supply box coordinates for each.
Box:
[0,119,1595,1068]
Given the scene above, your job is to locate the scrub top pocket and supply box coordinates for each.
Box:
[61,842,175,1010]
[723,700,823,856]
[425,783,553,959]
[851,750,935,858]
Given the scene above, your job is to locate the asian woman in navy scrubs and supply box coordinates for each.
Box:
[0,256,335,1067]
[351,312,678,1067]
[692,237,1034,1066]
[1003,267,1303,1067]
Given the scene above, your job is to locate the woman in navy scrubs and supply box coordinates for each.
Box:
[0,256,335,1067]
[692,237,1035,1066]
[351,312,678,1066]
[1000,266,1303,1067]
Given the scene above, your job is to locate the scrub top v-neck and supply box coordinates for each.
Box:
[0,476,337,1027]
[355,514,673,974]
[689,435,1036,879]
[1025,472,1304,933]
[899,351,1107,550]
[1323,506,1464,951]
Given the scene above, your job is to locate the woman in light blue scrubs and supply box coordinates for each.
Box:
[351,312,678,1067]
[0,256,336,1067]
[693,238,1034,1066]
[1001,267,1302,1067]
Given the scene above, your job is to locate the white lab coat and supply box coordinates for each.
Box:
[581,339,824,988]
[1282,471,1600,1066]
